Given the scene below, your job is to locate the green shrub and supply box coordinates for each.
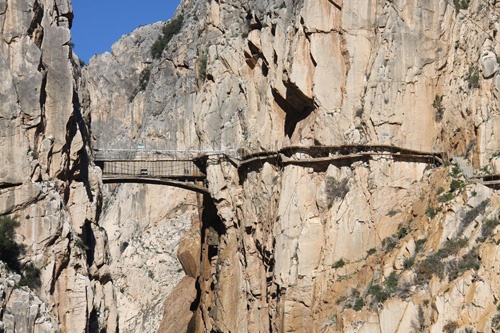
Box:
[151,14,184,58]
[438,192,454,203]
[453,0,469,11]
[397,224,409,239]
[352,298,365,311]
[138,68,151,91]
[450,164,461,178]
[368,284,389,304]
[366,273,400,306]
[384,272,399,294]
[459,199,489,235]
[198,52,208,81]
[151,39,167,59]
[418,253,444,281]
[438,238,467,257]
[324,177,349,208]
[18,262,41,289]
[417,238,469,282]
[493,313,500,330]
[367,248,377,256]
[449,179,464,192]
[332,258,346,269]
[404,256,415,270]
[382,236,398,252]
[478,217,500,242]
[0,216,23,271]
[355,108,364,118]
[425,206,441,219]
[447,247,480,280]
[415,238,427,253]
[433,95,444,122]
[343,289,364,311]
[443,321,459,333]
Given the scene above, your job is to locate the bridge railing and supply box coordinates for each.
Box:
[94,148,239,161]
[95,143,445,163]
[100,160,204,178]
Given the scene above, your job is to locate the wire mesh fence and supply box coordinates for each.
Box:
[101,160,204,178]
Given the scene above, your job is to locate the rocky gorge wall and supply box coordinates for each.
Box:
[0,0,117,331]
[185,0,500,330]
[2,0,500,332]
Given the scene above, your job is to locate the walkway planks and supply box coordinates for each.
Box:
[93,144,447,192]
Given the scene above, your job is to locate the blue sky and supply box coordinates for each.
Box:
[71,0,181,63]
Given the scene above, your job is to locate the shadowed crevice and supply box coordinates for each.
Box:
[272,82,315,138]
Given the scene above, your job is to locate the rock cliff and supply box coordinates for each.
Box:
[84,0,500,331]
[0,0,116,331]
[2,0,500,332]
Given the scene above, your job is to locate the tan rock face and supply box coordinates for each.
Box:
[80,0,500,332]
[160,0,499,331]
[157,276,197,333]
[97,183,198,332]
[0,0,116,331]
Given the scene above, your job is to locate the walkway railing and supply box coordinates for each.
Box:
[94,149,238,161]
[93,144,500,191]
[99,160,204,179]
[94,144,445,180]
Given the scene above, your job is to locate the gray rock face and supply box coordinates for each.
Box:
[0,0,116,332]
[0,262,59,333]
[481,50,499,78]
[83,0,500,332]
[0,52,29,186]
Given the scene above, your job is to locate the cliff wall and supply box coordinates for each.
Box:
[2,0,500,332]
[84,0,500,331]
[0,0,116,331]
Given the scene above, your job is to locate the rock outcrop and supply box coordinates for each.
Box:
[2,0,500,332]
[82,0,500,331]
[0,0,116,331]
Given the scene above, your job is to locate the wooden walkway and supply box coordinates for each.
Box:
[237,144,444,167]
[471,174,500,189]
[94,150,208,193]
[94,145,448,192]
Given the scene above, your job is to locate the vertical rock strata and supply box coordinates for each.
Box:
[141,0,498,331]
[0,0,115,332]
[2,0,499,331]
[85,0,500,331]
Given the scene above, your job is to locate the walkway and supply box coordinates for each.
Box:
[470,174,500,189]
[94,149,210,193]
[94,144,446,192]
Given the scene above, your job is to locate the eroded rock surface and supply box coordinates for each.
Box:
[3,0,500,331]
[83,0,498,331]
[0,0,115,331]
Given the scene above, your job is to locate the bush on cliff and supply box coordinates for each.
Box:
[0,216,22,271]
[151,14,184,59]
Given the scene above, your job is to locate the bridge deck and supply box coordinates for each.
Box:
[92,145,500,192]
[96,159,205,179]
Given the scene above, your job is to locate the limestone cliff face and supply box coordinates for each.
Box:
[84,0,500,331]
[0,0,115,332]
[2,0,499,331]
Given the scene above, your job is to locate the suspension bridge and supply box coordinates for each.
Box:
[94,144,456,192]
